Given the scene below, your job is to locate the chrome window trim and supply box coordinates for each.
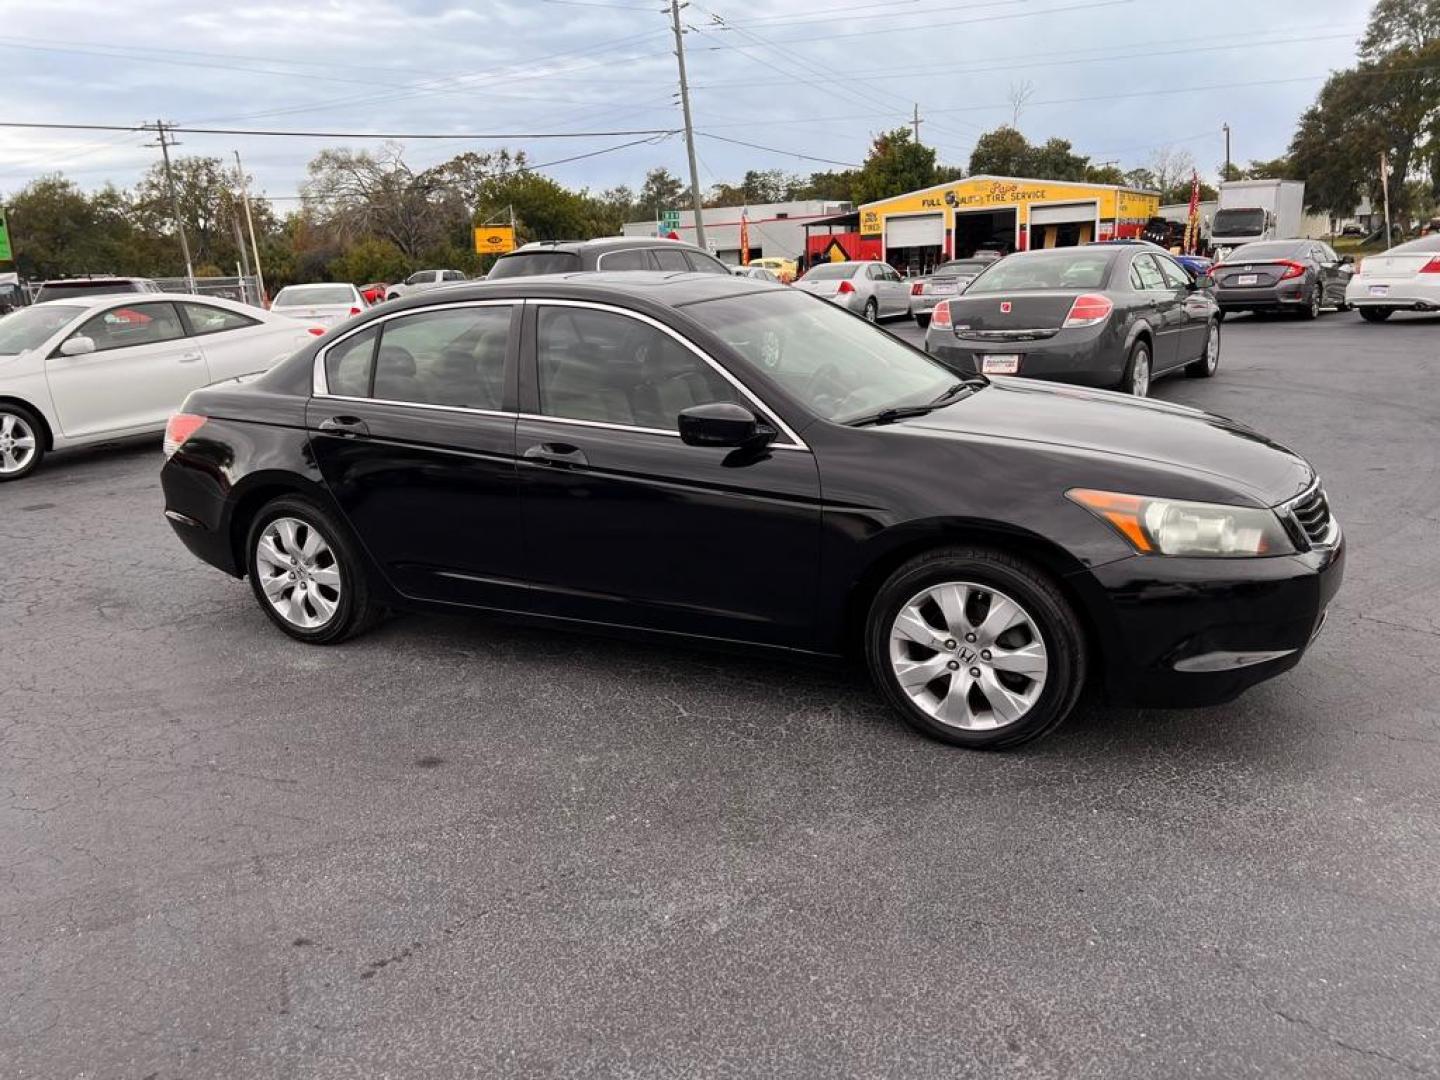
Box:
[530,298,809,451]
[594,248,656,271]
[312,298,518,398]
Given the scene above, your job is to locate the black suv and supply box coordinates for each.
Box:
[487,237,730,278]
[33,276,162,303]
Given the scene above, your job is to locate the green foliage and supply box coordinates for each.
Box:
[3,176,155,279]
[969,127,1093,184]
[852,128,940,205]
[330,237,412,285]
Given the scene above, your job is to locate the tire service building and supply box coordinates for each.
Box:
[859,175,1161,275]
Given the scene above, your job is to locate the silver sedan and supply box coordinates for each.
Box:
[792,261,910,322]
[909,258,993,327]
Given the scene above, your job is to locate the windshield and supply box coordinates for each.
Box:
[687,290,958,424]
[0,304,82,354]
[487,251,582,278]
[273,286,354,307]
[800,263,859,281]
[1213,208,1266,237]
[1229,241,1307,261]
[964,250,1112,293]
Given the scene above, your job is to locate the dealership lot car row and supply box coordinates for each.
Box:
[156,271,1343,750]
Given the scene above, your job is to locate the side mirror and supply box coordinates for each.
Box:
[678,402,771,448]
[59,336,96,356]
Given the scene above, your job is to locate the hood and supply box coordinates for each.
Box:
[893,378,1314,507]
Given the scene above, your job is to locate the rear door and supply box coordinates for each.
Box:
[514,300,822,647]
[1130,254,1183,369]
[45,301,209,437]
[305,300,527,609]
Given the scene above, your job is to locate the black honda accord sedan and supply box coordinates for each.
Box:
[161,272,1342,749]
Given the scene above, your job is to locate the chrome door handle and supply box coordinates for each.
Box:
[179,351,203,363]
[319,415,369,437]
[523,442,588,468]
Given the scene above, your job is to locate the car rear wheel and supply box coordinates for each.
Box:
[915,314,931,329]
[863,299,878,323]
[865,547,1087,750]
[0,404,44,482]
[1186,320,1221,378]
[1120,340,1151,397]
[245,495,382,644]
[1359,307,1393,323]
[1300,283,1322,319]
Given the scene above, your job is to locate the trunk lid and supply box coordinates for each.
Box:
[794,278,845,297]
[1213,261,1299,289]
[942,290,1077,339]
[1360,253,1434,279]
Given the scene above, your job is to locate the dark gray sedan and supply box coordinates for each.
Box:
[1211,239,1356,319]
[909,259,992,327]
[923,246,1221,397]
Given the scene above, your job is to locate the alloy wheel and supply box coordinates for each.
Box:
[1130,349,1151,397]
[0,412,38,476]
[254,516,343,630]
[1310,285,1322,318]
[888,581,1049,731]
[1205,325,1219,373]
[864,301,878,322]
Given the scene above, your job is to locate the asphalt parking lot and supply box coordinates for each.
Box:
[3,311,1438,1079]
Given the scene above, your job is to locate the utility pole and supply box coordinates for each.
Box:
[233,151,266,305]
[1222,122,1232,179]
[1380,151,1393,249]
[147,120,196,294]
[230,207,253,305]
[911,103,923,147]
[668,0,707,250]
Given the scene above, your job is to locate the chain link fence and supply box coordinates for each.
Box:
[152,276,265,307]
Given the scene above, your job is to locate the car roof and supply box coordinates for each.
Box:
[373,270,776,310]
[37,292,265,314]
[507,236,711,255]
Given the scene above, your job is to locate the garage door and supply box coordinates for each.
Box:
[885,213,944,248]
[1029,202,1097,226]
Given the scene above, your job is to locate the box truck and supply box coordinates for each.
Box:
[1210,180,1306,258]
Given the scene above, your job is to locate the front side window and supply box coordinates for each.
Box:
[1130,255,1167,291]
[405,272,433,286]
[686,252,730,275]
[1155,257,1191,289]
[536,306,741,431]
[372,306,512,409]
[71,302,187,353]
[179,302,261,336]
[0,304,82,354]
[686,290,956,424]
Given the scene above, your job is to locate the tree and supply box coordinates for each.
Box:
[2,176,149,279]
[133,155,264,274]
[1086,163,1126,185]
[969,126,1032,177]
[303,144,465,258]
[1028,138,1089,181]
[1243,156,1295,180]
[852,128,939,205]
[638,168,686,215]
[792,170,859,202]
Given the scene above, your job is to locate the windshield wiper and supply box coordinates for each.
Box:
[846,382,980,427]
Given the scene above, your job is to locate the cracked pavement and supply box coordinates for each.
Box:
[1,313,1438,1078]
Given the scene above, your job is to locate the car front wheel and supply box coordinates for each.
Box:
[1186,320,1221,378]
[245,495,382,644]
[865,547,1087,749]
[0,404,44,482]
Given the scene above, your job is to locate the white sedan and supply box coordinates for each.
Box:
[1346,235,1440,322]
[0,293,317,480]
[270,283,366,328]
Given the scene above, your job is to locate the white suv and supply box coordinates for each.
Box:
[385,269,466,301]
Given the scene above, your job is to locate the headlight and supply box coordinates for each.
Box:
[1066,489,1295,557]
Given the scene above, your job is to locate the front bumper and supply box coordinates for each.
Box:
[924,325,1121,388]
[1072,532,1345,708]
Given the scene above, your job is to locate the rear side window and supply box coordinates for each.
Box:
[324,326,378,397]
[71,302,187,353]
[487,252,582,278]
[179,302,261,335]
[597,248,655,271]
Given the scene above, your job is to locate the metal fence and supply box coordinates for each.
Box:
[152,276,265,307]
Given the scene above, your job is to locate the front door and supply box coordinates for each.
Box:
[306,301,526,608]
[1129,254,1183,370]
[515,301,822,648]
[1155,254,1209,366]
[46,301,209,437]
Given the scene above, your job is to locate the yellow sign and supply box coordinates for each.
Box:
[860,177,1160,238]
[473,226,516,254]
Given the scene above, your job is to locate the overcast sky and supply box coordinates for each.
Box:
[0,0,1370,209]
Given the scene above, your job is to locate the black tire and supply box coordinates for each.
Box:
[244,494,383,644]
[0,401,46,482]
[1118,338,1151,397]
[864,546,1087,750]
[863,299,878,323]
[915,314,931,329]
[1359,307,1393,323]
[1299,283,1322,320]
[1186,320,1221,378]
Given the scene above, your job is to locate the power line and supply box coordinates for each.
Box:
[0,121,676,140]
[698,132,860,169]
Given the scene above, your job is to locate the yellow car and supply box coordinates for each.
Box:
[749,256,797,283]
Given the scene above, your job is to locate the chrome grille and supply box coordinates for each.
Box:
[1288,487,1334,547]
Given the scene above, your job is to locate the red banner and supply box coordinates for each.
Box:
[1184,171,1201,254]
[739,210,750,265]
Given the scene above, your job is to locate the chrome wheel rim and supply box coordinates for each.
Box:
[888,581,1049,731]
[864,302,877,322]
[0,412,38,475]
[1205,325,1220,372]
[1131,350,1151,396]
[1311,287,1321,317]
[255,517,342,629]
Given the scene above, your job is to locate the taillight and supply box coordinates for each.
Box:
[1276,260,1306,280]
[837,279,855,294]
[163,413,207,458]
[1063,293,1114,328]
[931,299,952,329]
[349,306,362,315]
[307,327,326,336]
[1420,257,1440,274]
[911,282,924,295]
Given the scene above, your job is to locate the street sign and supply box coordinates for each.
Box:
[660,209,681,231]
[0,209,11,262]
[473,225,516,254]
